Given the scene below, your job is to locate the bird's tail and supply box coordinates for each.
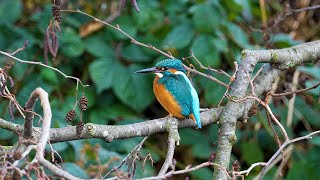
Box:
[190,113,202,129]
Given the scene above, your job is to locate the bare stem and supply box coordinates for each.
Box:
[0,50,89,87]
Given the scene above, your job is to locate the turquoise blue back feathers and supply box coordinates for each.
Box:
[136,59,202,129]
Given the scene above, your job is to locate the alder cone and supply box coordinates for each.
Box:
[79,96,88,111]
[66,110,76,122]
[76,121,84,136]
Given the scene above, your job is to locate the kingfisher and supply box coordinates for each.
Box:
[136,59,201,129]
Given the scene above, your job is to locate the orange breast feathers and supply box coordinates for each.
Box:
[153,76,184,119]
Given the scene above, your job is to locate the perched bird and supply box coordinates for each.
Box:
[136,59,201,128]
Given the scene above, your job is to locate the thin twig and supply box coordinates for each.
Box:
[0,50,89,87]
[139,162,231,180]
[287,70,300,127]
[252,64,266,82]
[190,51,231,78]
[184,65,228,87]
[217,62,239,107]
[269,81,320,97]
[234,162,267,176]
[104,136,149,178]
[61,9,173,59]
[226,94,289,141]
[10,40,29,56]
[258,130,320,179]
[12,145,37,166]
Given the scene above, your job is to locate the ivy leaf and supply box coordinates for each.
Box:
[190,3,219,33]
[89,59,125,93]
[191,35,221,68]
[84,36,114,58]
[122,44,152,62]
[224,22,252,49]
[240,141,264,165]
[112,65,154,112]
[0,0,22,24]
[59,29,85,58]
[63,163,89,179]
[163,24,194,50]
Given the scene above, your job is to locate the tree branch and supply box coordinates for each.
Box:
[214,40,320,179]
[269,81,320,97]
[0,50,89,88]
[23,90,41,139]
[258,130,320,179]
[158,119,179,175]
[27,88,81,180]
[0,108,223,144]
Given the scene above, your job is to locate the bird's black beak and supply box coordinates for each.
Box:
[135,67,158,73]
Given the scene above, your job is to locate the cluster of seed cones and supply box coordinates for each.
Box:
[65,96,88,136]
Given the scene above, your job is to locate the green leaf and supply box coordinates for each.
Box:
[98,148,123,165]
[180,129,214,159]
[240,141,264,165]
[286,160,320,180]
[132,2,164,32]
[40,68,59,85]
[190,3,219,32]
[84,36,114,58]
[88,104,136,124]
[0,129,14,140]
[63,163,89,179]
[224,22,252,49]
[163,24,194,50]
[111,15,137,40]
[199,75,227,106]
[298,66,320,80]
[0,0,22,24]
[89,59,125,93]
[295,96,320,128]
[305,80,320,96]
[17,75,53,103]
[191,35,221,67]
[193,143,214,159]
[30,5,53,32]
[122,45,151,62]
[191,167,213,180]
[272,33,302,47]
[59,29,85,58]
[310,136,320,146]
[181,129,208,145]
[112,65,154,112]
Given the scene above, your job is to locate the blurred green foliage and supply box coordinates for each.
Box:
[0,0,319,179]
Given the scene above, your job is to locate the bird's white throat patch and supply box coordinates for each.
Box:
[174,71,185,75]
[154,72,163,78]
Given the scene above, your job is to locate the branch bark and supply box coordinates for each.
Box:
[214,40,320,179]
[28,88,81,180]
[158,118,180,175]
[23,90,40,139]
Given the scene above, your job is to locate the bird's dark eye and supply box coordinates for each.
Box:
[157,66,169,71]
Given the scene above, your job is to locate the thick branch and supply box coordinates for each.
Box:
[214,40,320,179]
[23,90,40,139]
[28,88,81,180]
[50,108,222,143]
[0,108,223,144]
[158,119,179,175]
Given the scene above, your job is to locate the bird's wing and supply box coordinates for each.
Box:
[174,73,201,128]
[163,75,193,117]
